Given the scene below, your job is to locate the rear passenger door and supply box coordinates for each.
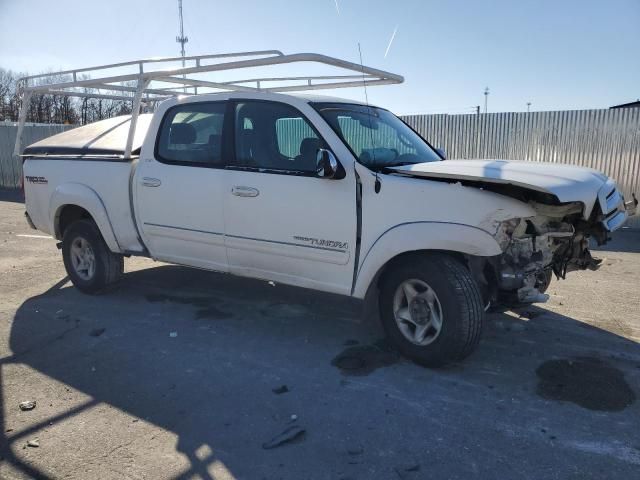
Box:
[223,100,357,295]
[135,101,231,272]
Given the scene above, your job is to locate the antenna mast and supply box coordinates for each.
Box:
[176,0,189,68]
[176,0,189,92]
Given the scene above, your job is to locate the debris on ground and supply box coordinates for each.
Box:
[26,439,39,448]
[262,425,306,450]
[272,385,289,395]
[169,332,178,338]
[343,339,359,346]
[89,328,106,337]
[290,414,298,421]
[19,400,36,411]
[347,447,364,456]
[55,309,70,320]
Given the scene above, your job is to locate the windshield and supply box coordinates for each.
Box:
[312,103,442,169]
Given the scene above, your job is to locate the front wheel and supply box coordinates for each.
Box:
[379,253,484,367]
[62,219,124,294]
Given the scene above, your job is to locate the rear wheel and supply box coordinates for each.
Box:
[62,219,123,294]
[379,253,484,367]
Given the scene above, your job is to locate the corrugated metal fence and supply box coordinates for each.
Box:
[1,109,639,224]
[0,123,72,188]
[403,109,640,227]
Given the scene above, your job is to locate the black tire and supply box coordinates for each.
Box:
[379,253,484,367]
[62,219,124,294]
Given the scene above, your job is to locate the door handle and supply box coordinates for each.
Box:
[141,177,161,187]
[232,186,259,197]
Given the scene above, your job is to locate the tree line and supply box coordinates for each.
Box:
[0,67,133,125]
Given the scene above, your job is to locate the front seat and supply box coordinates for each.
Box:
[296,137,321,171]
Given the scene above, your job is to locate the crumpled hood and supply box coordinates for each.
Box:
[389,159,609,217]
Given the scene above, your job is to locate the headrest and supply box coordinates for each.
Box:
[170,123,196,144]
[300,137,321,156]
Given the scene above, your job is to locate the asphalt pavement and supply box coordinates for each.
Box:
[1,189,639,479]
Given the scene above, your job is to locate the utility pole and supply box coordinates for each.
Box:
[526,102,531,113]
[176,0,189,92]
[483,87,489,114]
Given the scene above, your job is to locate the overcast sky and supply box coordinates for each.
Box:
[1,0,638,114]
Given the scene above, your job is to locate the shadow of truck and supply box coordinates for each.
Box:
[2,265,639,479]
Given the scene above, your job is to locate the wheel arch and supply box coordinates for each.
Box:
[353,222,503,299]
[50,183,121,253]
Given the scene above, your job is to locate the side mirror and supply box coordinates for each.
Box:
[316,149,345,179]
[435,147,446,159]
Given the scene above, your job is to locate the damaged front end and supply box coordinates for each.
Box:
[486,181,636,305]
[492,202,602,303]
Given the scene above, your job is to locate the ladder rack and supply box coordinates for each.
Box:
[14,50,403,158]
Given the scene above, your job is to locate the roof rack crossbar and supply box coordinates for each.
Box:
[156,76,258,92]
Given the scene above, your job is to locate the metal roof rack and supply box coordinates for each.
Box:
[14,50,404,158]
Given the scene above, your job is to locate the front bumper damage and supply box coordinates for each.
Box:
[490,181,636,304]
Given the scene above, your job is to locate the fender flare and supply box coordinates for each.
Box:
[49,183,121,253]
[352,221,502,298]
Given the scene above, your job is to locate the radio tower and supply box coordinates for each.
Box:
[483,87,490,114]
[176,0,188,64]
[176,0,188,92]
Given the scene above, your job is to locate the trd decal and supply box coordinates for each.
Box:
[293,235,348,250]
[25,176,48,184]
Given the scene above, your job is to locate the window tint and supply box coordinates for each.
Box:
[234,102,322,173]
[157,103,226,166]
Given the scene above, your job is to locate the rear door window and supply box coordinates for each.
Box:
[156,102,226,167]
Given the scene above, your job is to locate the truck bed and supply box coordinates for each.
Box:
[22,115,153,254]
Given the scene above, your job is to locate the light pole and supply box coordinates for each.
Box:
[527,102,531,113]
[484,87,489,113]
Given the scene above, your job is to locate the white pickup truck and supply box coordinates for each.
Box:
[18,53,637,366]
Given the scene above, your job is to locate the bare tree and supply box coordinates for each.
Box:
[0,67,133,125]
[0,68,19,121]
